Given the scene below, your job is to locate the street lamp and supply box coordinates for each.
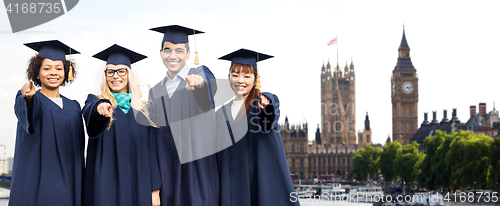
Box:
[474,182,476,194]
[404,181,406,197]
[453,181,456,194]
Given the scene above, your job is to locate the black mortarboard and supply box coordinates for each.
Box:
[218,48,273,68]
[92,44,147,68]
[150,25,204,44]
[24,40,80,61]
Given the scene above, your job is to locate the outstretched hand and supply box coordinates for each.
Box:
[97,102,113,118]
[21,80,36,104]
[257,91,270,109]
[185,74,204,91]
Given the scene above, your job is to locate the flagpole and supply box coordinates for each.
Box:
[336,33,339,67]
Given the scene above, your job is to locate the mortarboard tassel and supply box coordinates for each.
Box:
[68,65,73,81]
[68,49,74,81]
[255,75,261,90]
[254,53,260,89]
[193,29,200,65]
[194,51,200,65]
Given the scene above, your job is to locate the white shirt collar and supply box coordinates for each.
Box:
[161,63,191,85]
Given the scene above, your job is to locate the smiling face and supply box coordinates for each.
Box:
[105,64,129,93]
[37,58,65,90]
[229,64,256,100]
[160,42,190,77]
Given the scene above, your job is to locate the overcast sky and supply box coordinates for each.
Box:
[1,0,499,157]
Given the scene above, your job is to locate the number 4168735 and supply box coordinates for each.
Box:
[5,3,61,14]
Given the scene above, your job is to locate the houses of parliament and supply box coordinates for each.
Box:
[281,28,419,180]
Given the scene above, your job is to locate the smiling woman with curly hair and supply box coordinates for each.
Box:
[10,40,84,206]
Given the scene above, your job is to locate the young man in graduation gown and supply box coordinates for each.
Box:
[147,25,219,206]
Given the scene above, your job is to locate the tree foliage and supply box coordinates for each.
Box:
[350,145,381,181]
[489,137,500,190]
[445,131,492,189]
[379,141,402,182]
[394,141,420,183]
[347,130,499,190]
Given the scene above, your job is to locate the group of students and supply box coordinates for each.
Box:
[11,25,300,206]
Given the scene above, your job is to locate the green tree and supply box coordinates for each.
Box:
[379,141,402,182]
[446,131,492,189]
[350,145,381,181]
[394,141,420,184]
[417,131,445,190]
[412,152,425,190]
[489,137,500,190]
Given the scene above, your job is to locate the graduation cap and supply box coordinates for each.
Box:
[218,48,273,69]
[24,40,80,80]
[150,25,204,44]
[24,40,80,61]
[150,25,204,65]
[92,44,147,68]
[219,48,273,89]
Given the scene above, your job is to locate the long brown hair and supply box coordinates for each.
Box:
[229,63,260,112]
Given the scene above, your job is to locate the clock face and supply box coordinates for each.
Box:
[350,76,354,81]
[402,81,414,94]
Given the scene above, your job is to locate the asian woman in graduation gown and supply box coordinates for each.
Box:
[11,40,84,206]
[216,49,300,206]
[81,44,161,206]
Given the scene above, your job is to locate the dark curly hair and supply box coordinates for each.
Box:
[26,54,77,87]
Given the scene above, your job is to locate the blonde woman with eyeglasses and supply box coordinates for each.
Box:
[81,45,161,206]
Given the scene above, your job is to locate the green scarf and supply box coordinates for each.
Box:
[112,92,132,114]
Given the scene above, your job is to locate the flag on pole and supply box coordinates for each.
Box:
[327,36,337,46]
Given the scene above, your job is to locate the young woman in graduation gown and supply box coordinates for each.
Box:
[216,49,300,206]
[81,45,161,206]
[10,40,84,206]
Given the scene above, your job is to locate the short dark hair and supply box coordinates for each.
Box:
[27,54,77,87]
[161,42,190,52]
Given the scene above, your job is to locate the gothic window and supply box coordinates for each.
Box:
[300,144,304,153]
[291,158,295,168]
[300,159,304,167]
[360,135,363,141]
[291,144,295,153]
[367,135,370,142]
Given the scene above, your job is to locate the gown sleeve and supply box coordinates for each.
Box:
[257,92,280,134]
[82,94,111,138]
[14,90,42,134]
[149,126,162,190]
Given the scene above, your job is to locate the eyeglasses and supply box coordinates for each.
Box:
[105,68,127,77]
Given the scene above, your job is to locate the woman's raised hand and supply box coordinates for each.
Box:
[257,91,270,109]
[97,102,113,118]
[21,80,36,105]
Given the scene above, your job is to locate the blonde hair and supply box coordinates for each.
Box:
[98,65,157,128]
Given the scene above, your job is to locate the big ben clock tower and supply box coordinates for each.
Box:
[391,27,418,145]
